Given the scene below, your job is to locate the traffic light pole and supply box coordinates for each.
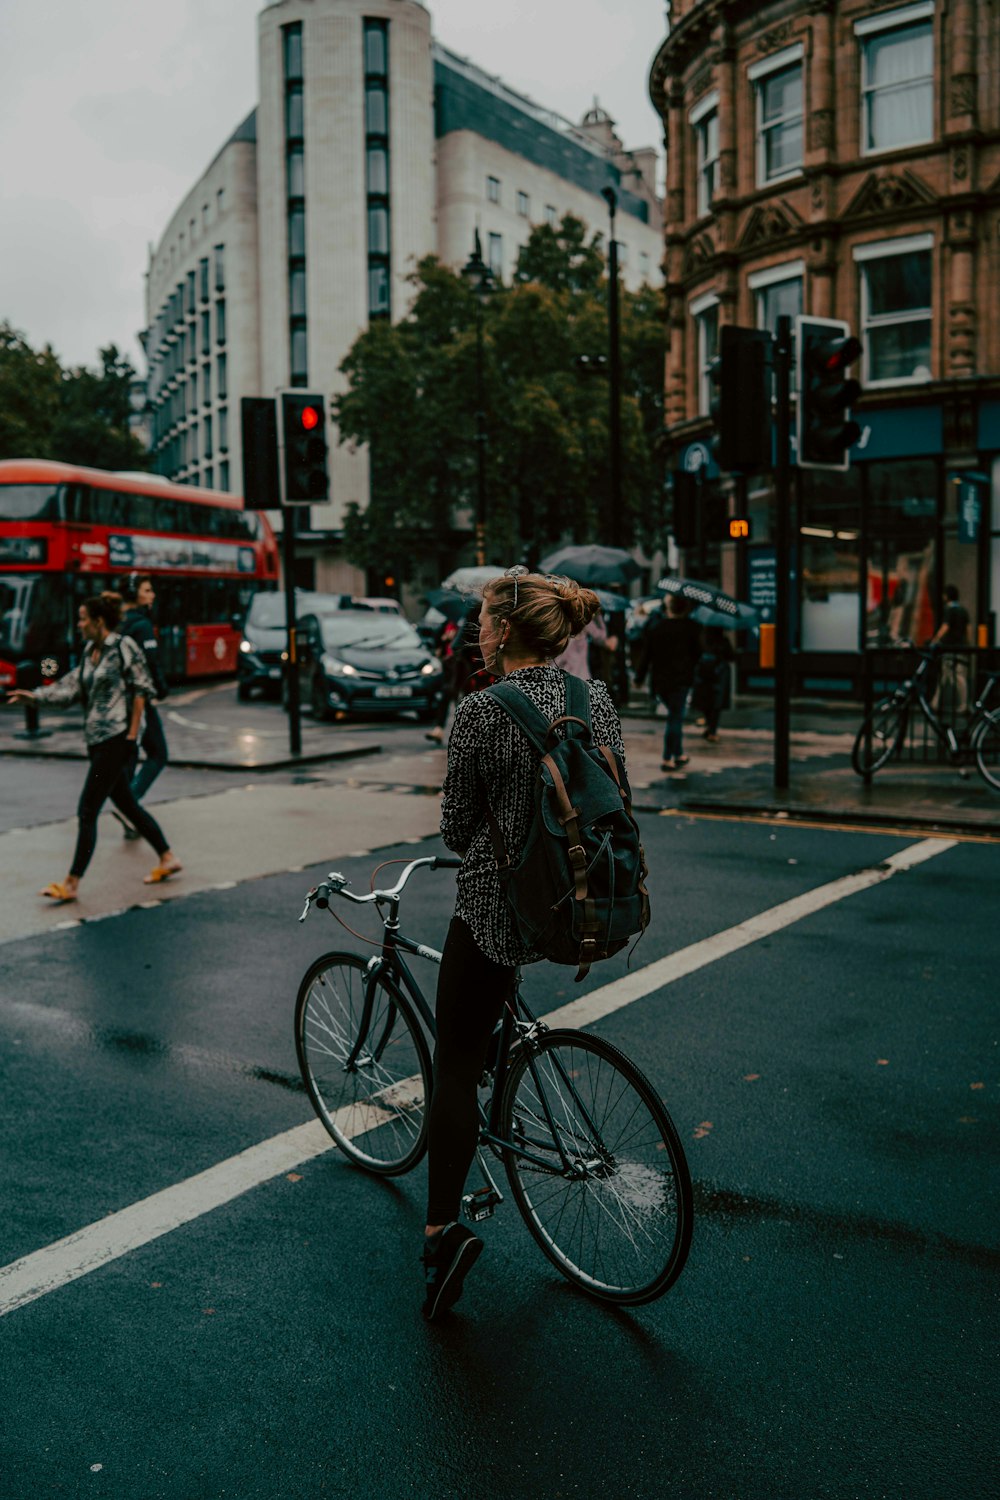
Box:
[282,508,302,757]
[602,187,623,548]
[774,314,792,791]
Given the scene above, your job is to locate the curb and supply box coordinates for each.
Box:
[663,796,1000,840]
[0,743,383,772]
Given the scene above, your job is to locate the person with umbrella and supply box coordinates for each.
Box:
[692,626,736,743]
[635,594,702,771]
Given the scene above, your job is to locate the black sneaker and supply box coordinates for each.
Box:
[421,1222,483,1321]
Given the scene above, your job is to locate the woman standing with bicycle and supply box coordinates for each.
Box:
[4,593,182,903]
[422,567,625,1318]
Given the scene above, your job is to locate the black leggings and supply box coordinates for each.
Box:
[426,916,515,1224]
[72,733,169,878]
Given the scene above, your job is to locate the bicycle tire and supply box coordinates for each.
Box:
[499,1029,693,1305]
[851,697,908,776]
[294,950,432,1176]
[973,710,1000,792]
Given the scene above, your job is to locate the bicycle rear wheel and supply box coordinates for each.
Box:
[974,710,1000,792]
[851,697,908,775]
[295,951,432,1175]
[500,1030,693,1305]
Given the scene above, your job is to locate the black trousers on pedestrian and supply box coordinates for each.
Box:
[425,916,515,1225]
[130,704,168,801]
[71,733,169,878]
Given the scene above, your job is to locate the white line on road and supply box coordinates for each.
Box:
[0,836,955,1318]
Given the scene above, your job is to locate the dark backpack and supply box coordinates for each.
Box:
[484,674,650,981]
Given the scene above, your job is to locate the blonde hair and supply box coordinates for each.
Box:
[482,571,602,660]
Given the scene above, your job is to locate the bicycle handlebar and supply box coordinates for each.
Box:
[298,853,462,921]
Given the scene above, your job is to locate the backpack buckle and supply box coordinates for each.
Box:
[567,843,587,870]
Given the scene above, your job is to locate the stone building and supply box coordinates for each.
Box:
[649,0,1000,693]
[142,0,663,592]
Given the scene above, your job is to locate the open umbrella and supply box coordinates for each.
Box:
[537,545,642,590]
[657,576,760,629]
[441,565,505,593]
[424,588,471,621]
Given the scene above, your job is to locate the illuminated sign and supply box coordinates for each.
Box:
[728,518,752,540]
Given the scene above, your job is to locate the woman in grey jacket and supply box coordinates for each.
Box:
[6,593,182,903]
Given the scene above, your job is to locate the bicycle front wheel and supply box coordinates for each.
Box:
[500,1030,693,1305]
[974,710,1000,792]
[851,697,908,775]
[295,951,432,1176]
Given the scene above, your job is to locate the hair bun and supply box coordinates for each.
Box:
[563,581,602,635]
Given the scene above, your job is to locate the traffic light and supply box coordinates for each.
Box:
[795,317,862,471]
[708,326,772,474]
[240,397,280,509]
[280,392,329,504]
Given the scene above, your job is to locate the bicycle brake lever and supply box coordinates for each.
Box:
[298,892,314,923]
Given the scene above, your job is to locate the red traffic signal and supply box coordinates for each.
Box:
[300,405,320,431]
[281,392,329,504]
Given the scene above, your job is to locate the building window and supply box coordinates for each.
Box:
[201,311,211,356]
[214,244,225,292]
[369,264,390,318]
[288,206,305,257]
[365,84,387,134]
[204,416,213,461]
[217,353,227,401]
[750,261,804,332]
[366,204,388,256]
[365,20,387,76]
[290,328,308,383]
[199,257,209,302]
[690,91,719,217]
[855,235,933,385]
[218,407,228,452]
[286,86,304,140]
[640,252,651,280]
[487,175,500,204]
[216,300,226,344]
[517,190,530,217]
[857,6,933,154]
[203,360,211,404]
[488,232,503,279]
[219,460,229,491]
[289,267,306,318]
[287,146,304,197]
[203,466,213,489]
[366,145,388,194]
[545,204,557,226]
[186,271,196,315]
[691,294,719,416]
[284,23,303,80]
[751,48,804,184]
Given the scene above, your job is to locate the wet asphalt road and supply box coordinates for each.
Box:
[0,773,997,1498]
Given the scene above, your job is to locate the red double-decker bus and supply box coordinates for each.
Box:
[0,459,279,691]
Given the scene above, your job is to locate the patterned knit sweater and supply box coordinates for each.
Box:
[440,663,626,966]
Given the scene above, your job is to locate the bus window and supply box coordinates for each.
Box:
[0,484,61,520]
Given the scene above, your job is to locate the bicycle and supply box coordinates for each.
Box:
[851,644,1000,791]
[295,855,693,1306]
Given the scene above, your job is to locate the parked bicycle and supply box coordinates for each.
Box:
[295,855,693,1306]
[851,643,1000,790]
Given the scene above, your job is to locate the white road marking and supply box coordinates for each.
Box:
[0,836,955,1318]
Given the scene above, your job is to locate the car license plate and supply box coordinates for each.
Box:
[269,667,281,679]
[373,685,412,699]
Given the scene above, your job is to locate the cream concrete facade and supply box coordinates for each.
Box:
[143,0,663,586]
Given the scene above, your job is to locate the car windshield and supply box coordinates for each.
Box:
[318,614,420,650]
[247,591,336,629]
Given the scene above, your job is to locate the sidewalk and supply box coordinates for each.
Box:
[621,693,1000,837]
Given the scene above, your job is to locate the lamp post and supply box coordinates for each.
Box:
[462,229,494,566]
[601,186,623,548]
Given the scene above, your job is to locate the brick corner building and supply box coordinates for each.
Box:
[649,0,1000,693]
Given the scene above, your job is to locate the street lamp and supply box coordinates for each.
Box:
[462,229,494,566]
[600,186,623,548]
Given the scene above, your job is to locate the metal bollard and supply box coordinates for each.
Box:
[13,696,52,741]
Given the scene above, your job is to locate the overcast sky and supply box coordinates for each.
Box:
[0,0,667,374]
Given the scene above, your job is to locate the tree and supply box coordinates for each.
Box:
[0,322,149,471]
[334,215,666,581]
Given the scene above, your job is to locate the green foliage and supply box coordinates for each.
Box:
[334,215,666,581]
[0,322,149,471]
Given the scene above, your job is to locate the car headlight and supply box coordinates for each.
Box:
[421,659,443,676]
[239,640,252,654]
[322,654,357,677]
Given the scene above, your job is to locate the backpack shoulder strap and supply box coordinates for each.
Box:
[486,680,550,756]
[566,672,592,735]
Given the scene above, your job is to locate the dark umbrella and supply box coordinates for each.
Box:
[538,544,642,590]
[657,576,760,629]
[424,588,471,621]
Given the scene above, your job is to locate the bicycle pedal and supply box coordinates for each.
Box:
[462,1187,500,1223]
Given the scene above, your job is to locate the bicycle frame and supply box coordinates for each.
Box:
[883,653,998,762]
[301,857,617,1184]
